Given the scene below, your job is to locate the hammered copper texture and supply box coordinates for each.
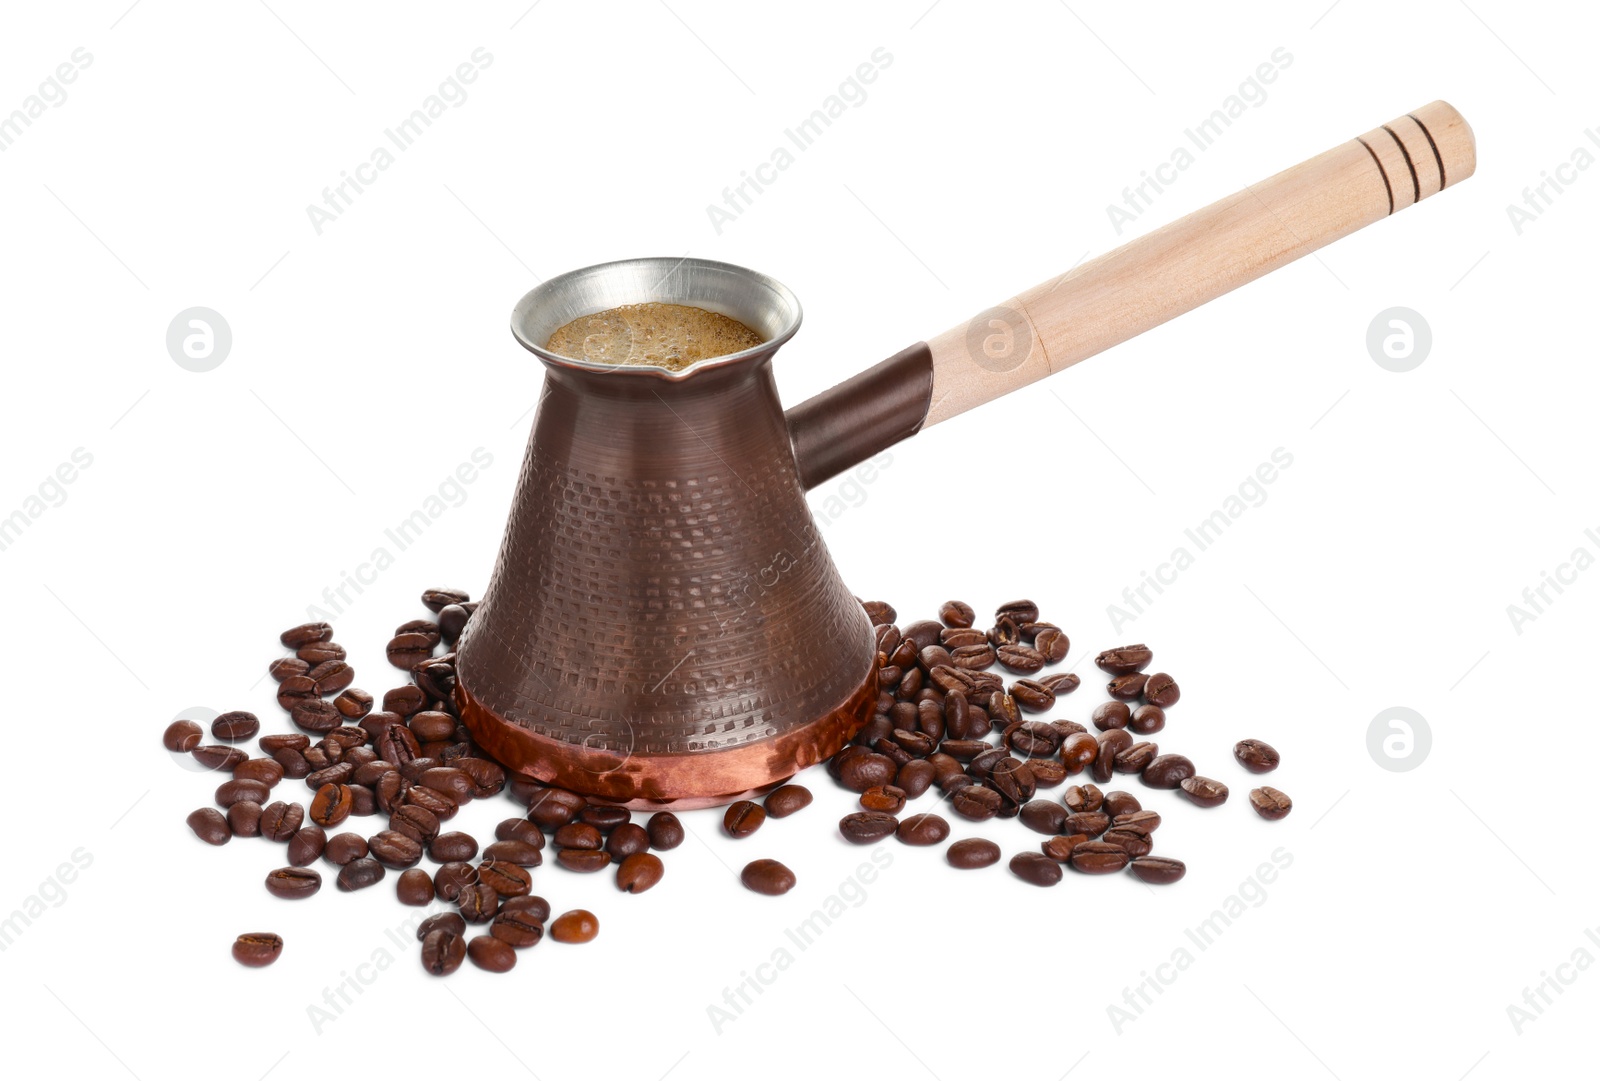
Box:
[456,350,877,803]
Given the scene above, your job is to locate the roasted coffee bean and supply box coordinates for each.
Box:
[478,859,532,897]
[1141,754,1195,789]
[232,758,283,788]
[291,700,342,733]
[915,698,946,741]
[382,687,427,718]
[968,746,1011,782]
[1010,851,1064,886]
[324,832,367,865]
[348,785,376,817]
[193,745,248,773]
[269,656,311,682]
[549,908,601,943]
[210,711,259,743]
[276,675,319,711]
[416,767,474,805]
[859,785,907,814]
[1115,741,1159,774]
[1019,799,1067,835]
[1041,833,1091,862]
[900,620,941,651]
[1234,739,1281,773]
[1068,841,1130,874]
[527,787,586,828]
[995,599,1039,625]
[412,660,456,703]
[187,807,231,845]
[432,862,476,902]
[739,860,795,896]
[232,932,283,968]
[1127,704,1164,734]
[495,818,546,847]
[421,586,469,613]
[1249,786,1292,820]
[352,760,396,787]
[260,801,304,842]
[987,691,1021,729]
[722,800,766,839]
[1007,720,1062,757]
[555,849,612,873]
[333,688,374,719]
[1029,759,1067,787]
[875,623,903,655]
[260,733,309,754]
[764,784,812,818]
[226,801,262,838]
[287,825,326,865]
[1107,673,1148,701]
[437,603,471,645]
[407,711,456,744]
[491,908,545,948]
[1095,644,1152,675]
[839,811,899,844]
[1112,810,1162,834]
[429,831,478,862]
[1051,719,1088,738]
[943,837,1000,869]
[418,912,468,943]
[1179,776,1229,808]
[386,633,435,670]
[950,785,1003,821]
[938,740,987,763]
[554,823,603,850]
[307,757,354,785]
[420,928,466,975]
[162,719,204,753]
[989,757,1036,806]
[997,643,1046,675]
[604,824,649,861]
[896,813,949,846]
[1062,784,1104,813]
[1034,627,1069,663]
[1040,672,1081,696]
[305,783,350,828]
[265,866,321,899]
[1009,679,1056,714]
[1103,791,1142,817]
[888,729,934,757]
[391,804,442,845]
[1061,732,1099,774]
[215,778,269,808]
[617,852,664,893]
[1101,828,1153,857]
[917,645,954,674]
[457,882,500,923]
[1093,730,1129,783]
[281,621,333,648]
[838,752,897,793]
[950,643,998,670]
[304,660,351,696]
[374,773,405,814]
[647,811,684,850]
[273,748,312,779]
[1064,811,1110,837]
[1092,701,1131,731]
[1143,672,1179,707]
[403,784,457,821]
[463,933,516,973]
[896,759,935,799]
[862,600,897,625]
[940,627,989,649]
[939,599,976,627]
[369,830,422,868]
[1129,856,1186,884]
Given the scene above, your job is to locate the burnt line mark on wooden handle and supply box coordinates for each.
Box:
[1406,111,1448,190]
[1356,136,1395,215]
[1382,123,1421,205]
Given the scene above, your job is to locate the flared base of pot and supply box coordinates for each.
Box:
[456,664,879,810]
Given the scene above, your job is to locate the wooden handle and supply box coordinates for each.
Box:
[921,100,1475,426]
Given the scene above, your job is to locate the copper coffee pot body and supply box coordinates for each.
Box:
[458,103,1477,807]
[457,259,894,807]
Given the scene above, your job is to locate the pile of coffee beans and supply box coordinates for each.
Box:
[822,599,1292,887]
[173,588,1291,974]
[172,588,674,975]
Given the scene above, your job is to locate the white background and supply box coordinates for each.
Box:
[2,1,1595,1078]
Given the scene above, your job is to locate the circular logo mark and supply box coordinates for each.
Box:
[1366,307,1431,373]
[167,307,232,372]
[1366,706,1431,772]
[169,706,221,772]
[965,305,1033,374]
